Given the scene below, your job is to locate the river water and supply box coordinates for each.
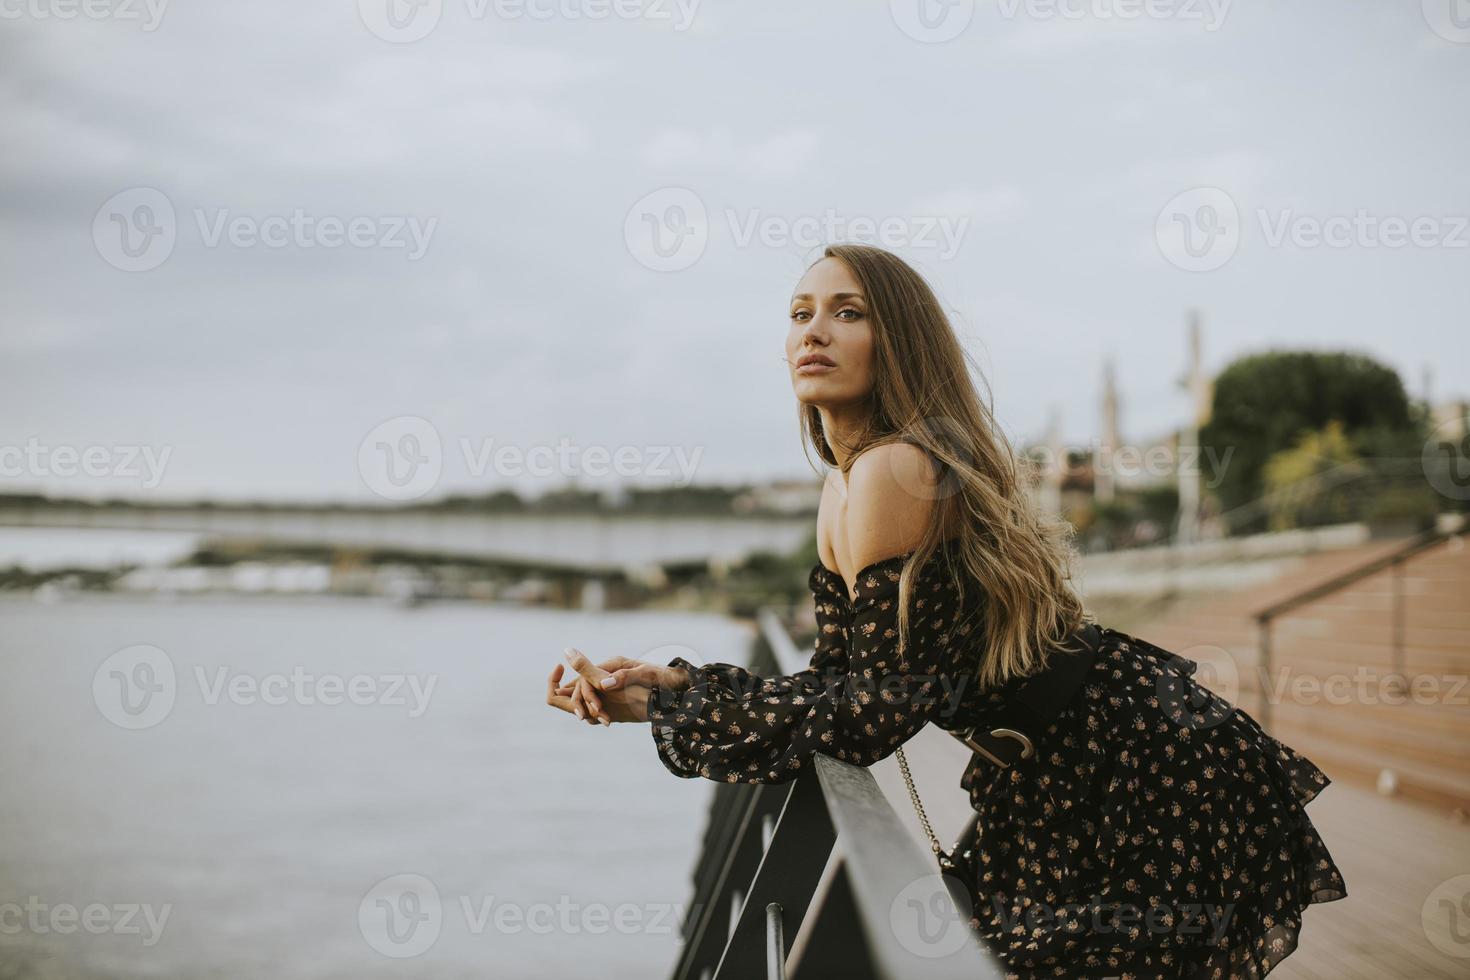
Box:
[0,593,753,979]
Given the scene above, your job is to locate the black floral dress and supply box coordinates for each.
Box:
[647,545,1348,979]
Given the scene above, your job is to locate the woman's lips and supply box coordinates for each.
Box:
[795,360,836,375]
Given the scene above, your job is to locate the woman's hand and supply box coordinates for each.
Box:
[544,648,690,726]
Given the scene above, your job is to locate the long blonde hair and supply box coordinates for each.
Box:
[800,243,1092,691]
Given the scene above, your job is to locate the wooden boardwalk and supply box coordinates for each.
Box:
[1269,781,1469,979]
[873,728,1470,977]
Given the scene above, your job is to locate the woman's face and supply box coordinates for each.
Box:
[786,257,877,409]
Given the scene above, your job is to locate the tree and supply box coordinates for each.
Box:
[1261,420,1365,530]
[1200,350,1421,524]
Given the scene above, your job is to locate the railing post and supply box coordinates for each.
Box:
[1390,556,1407,698]
[765,903,785,980]
[1256,615,1273,732]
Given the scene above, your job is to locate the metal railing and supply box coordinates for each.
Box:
[1086,455,1451,555]
[665,611,1003,980]
[1252,521,1461,730]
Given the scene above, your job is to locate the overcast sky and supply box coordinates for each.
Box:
[3,1,1467,504]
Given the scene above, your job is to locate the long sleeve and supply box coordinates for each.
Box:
[647,549,978,784]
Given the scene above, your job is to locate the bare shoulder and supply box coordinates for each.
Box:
[815,468,845,571]
[844,443,938,569]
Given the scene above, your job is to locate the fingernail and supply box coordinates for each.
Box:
[563,649,574,661]
[599,717,610,727]
[574,707,583,719]
[600,677,615,688]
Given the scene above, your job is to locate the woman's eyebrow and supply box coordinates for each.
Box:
[790,292,866,302]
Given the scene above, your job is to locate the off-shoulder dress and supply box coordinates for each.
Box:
[647,543,1347,979]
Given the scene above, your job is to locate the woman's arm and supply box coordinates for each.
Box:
[556,613,850,726]
[647,445,963,783]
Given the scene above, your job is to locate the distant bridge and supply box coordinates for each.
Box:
[0,501,813,574]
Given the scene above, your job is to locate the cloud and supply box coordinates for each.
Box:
[639,126,820,179]
[910,185,1029,222]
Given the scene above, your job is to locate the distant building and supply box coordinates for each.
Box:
[1430,398,1469,441]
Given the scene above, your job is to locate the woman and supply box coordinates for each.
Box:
[544,244,1347,978]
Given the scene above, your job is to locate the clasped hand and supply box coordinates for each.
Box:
[544,648,690,726]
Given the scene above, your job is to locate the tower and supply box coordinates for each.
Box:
[1096,356,1120,505]
[1040,405,1064,518]
[1176,310,1212,544]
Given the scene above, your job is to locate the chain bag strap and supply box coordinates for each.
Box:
[894,745,975,911]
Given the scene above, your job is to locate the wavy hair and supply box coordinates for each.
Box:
[799,243,1092,691]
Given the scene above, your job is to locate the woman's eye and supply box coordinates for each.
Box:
[790,308,861,322]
